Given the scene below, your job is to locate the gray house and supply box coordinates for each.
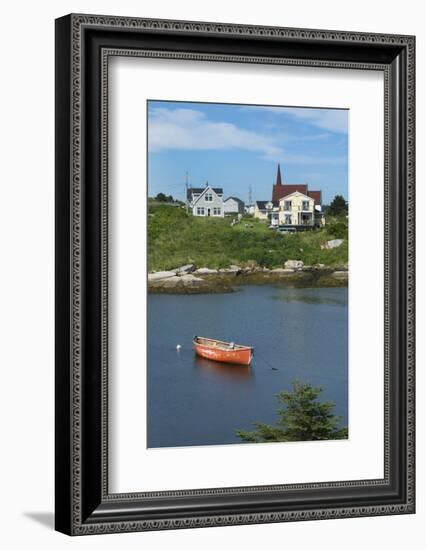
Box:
[224,196,245,215]
[187,184,224,217]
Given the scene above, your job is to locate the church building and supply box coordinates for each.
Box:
[254,164,324,228]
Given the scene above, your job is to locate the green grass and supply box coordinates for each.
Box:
[148,204,348,271]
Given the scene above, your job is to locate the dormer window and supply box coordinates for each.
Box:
[266,202,273,209]
[205,192,213,202]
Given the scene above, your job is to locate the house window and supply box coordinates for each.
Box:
[205,193,213,202]
[284,201,292,211]
[266,202,273,210]
[196,207,205,216]
[302,200,310,210]
[285,214,292,224]
[213,207,221,216]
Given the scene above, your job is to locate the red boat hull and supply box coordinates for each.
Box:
[193,338,253,366]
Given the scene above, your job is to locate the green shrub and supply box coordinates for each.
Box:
[148,205,348,270]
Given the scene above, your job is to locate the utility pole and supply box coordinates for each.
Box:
[248,184,253,206]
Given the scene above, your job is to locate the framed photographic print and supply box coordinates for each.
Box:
[55,14,415,535]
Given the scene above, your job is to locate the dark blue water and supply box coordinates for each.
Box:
[147,285,348,448]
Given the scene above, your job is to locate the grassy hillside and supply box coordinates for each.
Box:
[148,204,348,272]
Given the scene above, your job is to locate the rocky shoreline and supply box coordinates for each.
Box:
[148,261,348,294]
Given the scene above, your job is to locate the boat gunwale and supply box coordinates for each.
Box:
[193,336,253,352]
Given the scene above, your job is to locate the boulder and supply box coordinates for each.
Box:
[180,274,205,287]
[176,264,195,275]
[148,270,177,281]
[194,267,218,275]
[270,268,295,274]
[219,265,241,275]
[284,259,304,270]
[332,270,349,278]
[321,239,344,250]
[161,276,183,288]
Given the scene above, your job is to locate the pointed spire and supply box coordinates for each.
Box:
[276,163,282,186]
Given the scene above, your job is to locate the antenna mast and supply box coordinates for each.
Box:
[185,171,189,214]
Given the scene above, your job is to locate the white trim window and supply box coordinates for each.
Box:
[196,207,205,216]
[213,207,221,216]
[284,200,292,211]
[205,193,213,202]
[302,200,310,210]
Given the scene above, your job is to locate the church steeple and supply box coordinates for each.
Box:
[275,163,282,186]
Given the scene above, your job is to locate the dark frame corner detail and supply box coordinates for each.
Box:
[55,13,415,536]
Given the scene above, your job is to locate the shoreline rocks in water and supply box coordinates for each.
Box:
[148,261,348,294]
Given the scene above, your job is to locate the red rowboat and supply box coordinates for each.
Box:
[193,336,254,366]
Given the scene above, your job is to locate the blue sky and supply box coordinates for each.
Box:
[147,100,348,205]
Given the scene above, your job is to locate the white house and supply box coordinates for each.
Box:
[253,164,324,228]
[278,191,315,226]
[224,196,245,215]
[187,184,224,217]
[254,200,280,226]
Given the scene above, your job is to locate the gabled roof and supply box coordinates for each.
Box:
[272,183,307,203]
[224,196,245,205]
[187,186,223,200]
[307,190,322,205]
[256,200,278,210]
[279,190,312,202]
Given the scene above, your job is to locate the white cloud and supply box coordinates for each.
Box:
[286,108,348,133]
[257,106,348,134]
[148,106,347,165]
[148,107,282,159]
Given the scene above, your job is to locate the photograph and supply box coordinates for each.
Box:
[147,100,349,448]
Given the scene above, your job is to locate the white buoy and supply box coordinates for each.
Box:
[176,344,181,350]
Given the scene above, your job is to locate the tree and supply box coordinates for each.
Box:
[155,192,169,202]
[237,381,348,443]
[327,195,348,217]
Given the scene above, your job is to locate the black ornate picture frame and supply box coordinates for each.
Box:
[55,14,415,535]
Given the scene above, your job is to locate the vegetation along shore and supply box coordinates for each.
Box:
[148,203,348,294]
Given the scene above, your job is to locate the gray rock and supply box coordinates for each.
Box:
[321,239,344,250]
[176,264,195,275]
[194,267,218,275]
[270,268,295,274]
[219,265,241,274]
[332,270,349,278]
[148,270,177,281]
[180,274,205,287]
[284,259,304,270]
[161,276,183,287]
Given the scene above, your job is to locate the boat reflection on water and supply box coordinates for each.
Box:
[193,356,253,381]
